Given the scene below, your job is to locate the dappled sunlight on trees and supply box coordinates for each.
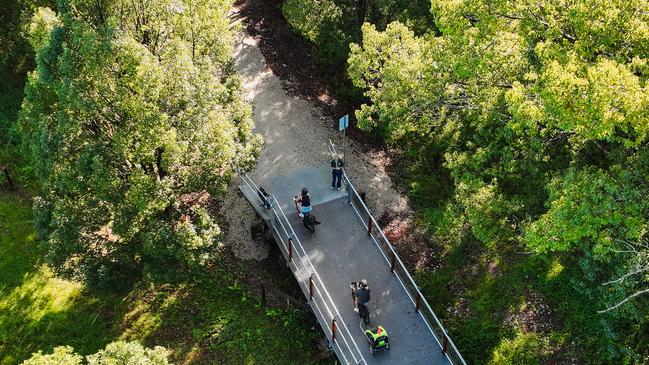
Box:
[19,0,261,288]
[282,0,649,363]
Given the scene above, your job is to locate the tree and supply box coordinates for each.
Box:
[21,0,261,288]
[21,346,82,365]
[349,0,649,253]
[87,341,168,365]
[347,0,649,328]
[598,239,649,314]
[0,0,56,189]
[21,342,168,365]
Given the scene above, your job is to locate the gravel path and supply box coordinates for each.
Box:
[221,11,409,261]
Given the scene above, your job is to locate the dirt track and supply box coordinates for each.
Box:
[221,6,409,261]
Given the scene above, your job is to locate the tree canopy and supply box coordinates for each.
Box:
[349,0,649,287]
[21,0,260,288]
[21,342,168,365]
[343,0,649,362]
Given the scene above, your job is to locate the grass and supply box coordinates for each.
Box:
[0,190,329,364]
[113,274,326,364]
[0,192,117,364]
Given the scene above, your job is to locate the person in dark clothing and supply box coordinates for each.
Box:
[294,187,312,217]
[352,279,370,312]
[331,154,344,190]
[257,187,271,209]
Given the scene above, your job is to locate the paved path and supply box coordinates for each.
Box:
[230,9,458,365]
[290,198,448,365]
[240,167,453,365]
[223,16,408,261]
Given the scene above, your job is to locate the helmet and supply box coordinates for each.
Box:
[302,187,308,195]
[361,279,368,287]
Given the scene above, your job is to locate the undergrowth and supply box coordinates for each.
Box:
[0,191,327,365]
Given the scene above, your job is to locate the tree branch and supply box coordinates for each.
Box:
[528,6,576,44]
[602,267,649,286]
[598,288,649,313]
[496,13,523,20]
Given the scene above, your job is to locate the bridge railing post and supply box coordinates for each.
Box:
[415,290,421,312]
[309,275,314,300]
[390,251,396,273]
[346,180,351,206]
[442,331,449,354]
[260,282,266,306]
[367,216,373,236]
[331,318,337,342]
[288,238,293,262]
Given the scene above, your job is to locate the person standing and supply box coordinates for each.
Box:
[353,279,371,312]
[331,154,344,190]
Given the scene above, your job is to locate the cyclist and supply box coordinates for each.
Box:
[294,187,312,218]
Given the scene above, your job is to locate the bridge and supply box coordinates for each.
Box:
[239,140,466,365]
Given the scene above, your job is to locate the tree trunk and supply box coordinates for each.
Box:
[369,1,380,26]
[155,147,166,179]
[2,167,15,190]
[355,0,367,26]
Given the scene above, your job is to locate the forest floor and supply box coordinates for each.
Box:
[0,189,331,364]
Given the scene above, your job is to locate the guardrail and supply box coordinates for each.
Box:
[328,139,467,365]
[240,174,368,365]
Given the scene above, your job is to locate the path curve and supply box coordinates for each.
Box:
[221,9,409,261]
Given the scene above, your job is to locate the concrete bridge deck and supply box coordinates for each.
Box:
[239,165,465,365]
[288,196,448,364]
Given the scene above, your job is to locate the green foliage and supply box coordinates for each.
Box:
[21,342,168,365]
[26,7,59,52]
[348,0,649,278]
[0,192,117,364]
[0,0,55,189]
[345,0,649,363]
[282,0,350,68]
[86,341,168,364]
[348,22,429,138]
[526,167,644,255]
[20,346,82,365]
[282,0,342,44]
[148,275,322,364]
[488,332,549,365]
[19,0,261,287]
[281,0,435,103]
[1,193,325,365]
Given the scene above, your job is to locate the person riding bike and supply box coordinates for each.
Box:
[294,187,312,218]
[294,187,320,232]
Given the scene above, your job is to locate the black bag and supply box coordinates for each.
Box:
[258,187,271,209]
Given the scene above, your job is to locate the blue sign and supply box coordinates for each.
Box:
[339,114,349,131]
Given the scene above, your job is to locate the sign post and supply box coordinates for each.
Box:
[338,114,349,164]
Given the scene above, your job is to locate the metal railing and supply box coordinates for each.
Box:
[328,139,467,365]
[240,174,368,365]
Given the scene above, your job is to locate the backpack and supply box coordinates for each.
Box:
[301,193,311,207]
